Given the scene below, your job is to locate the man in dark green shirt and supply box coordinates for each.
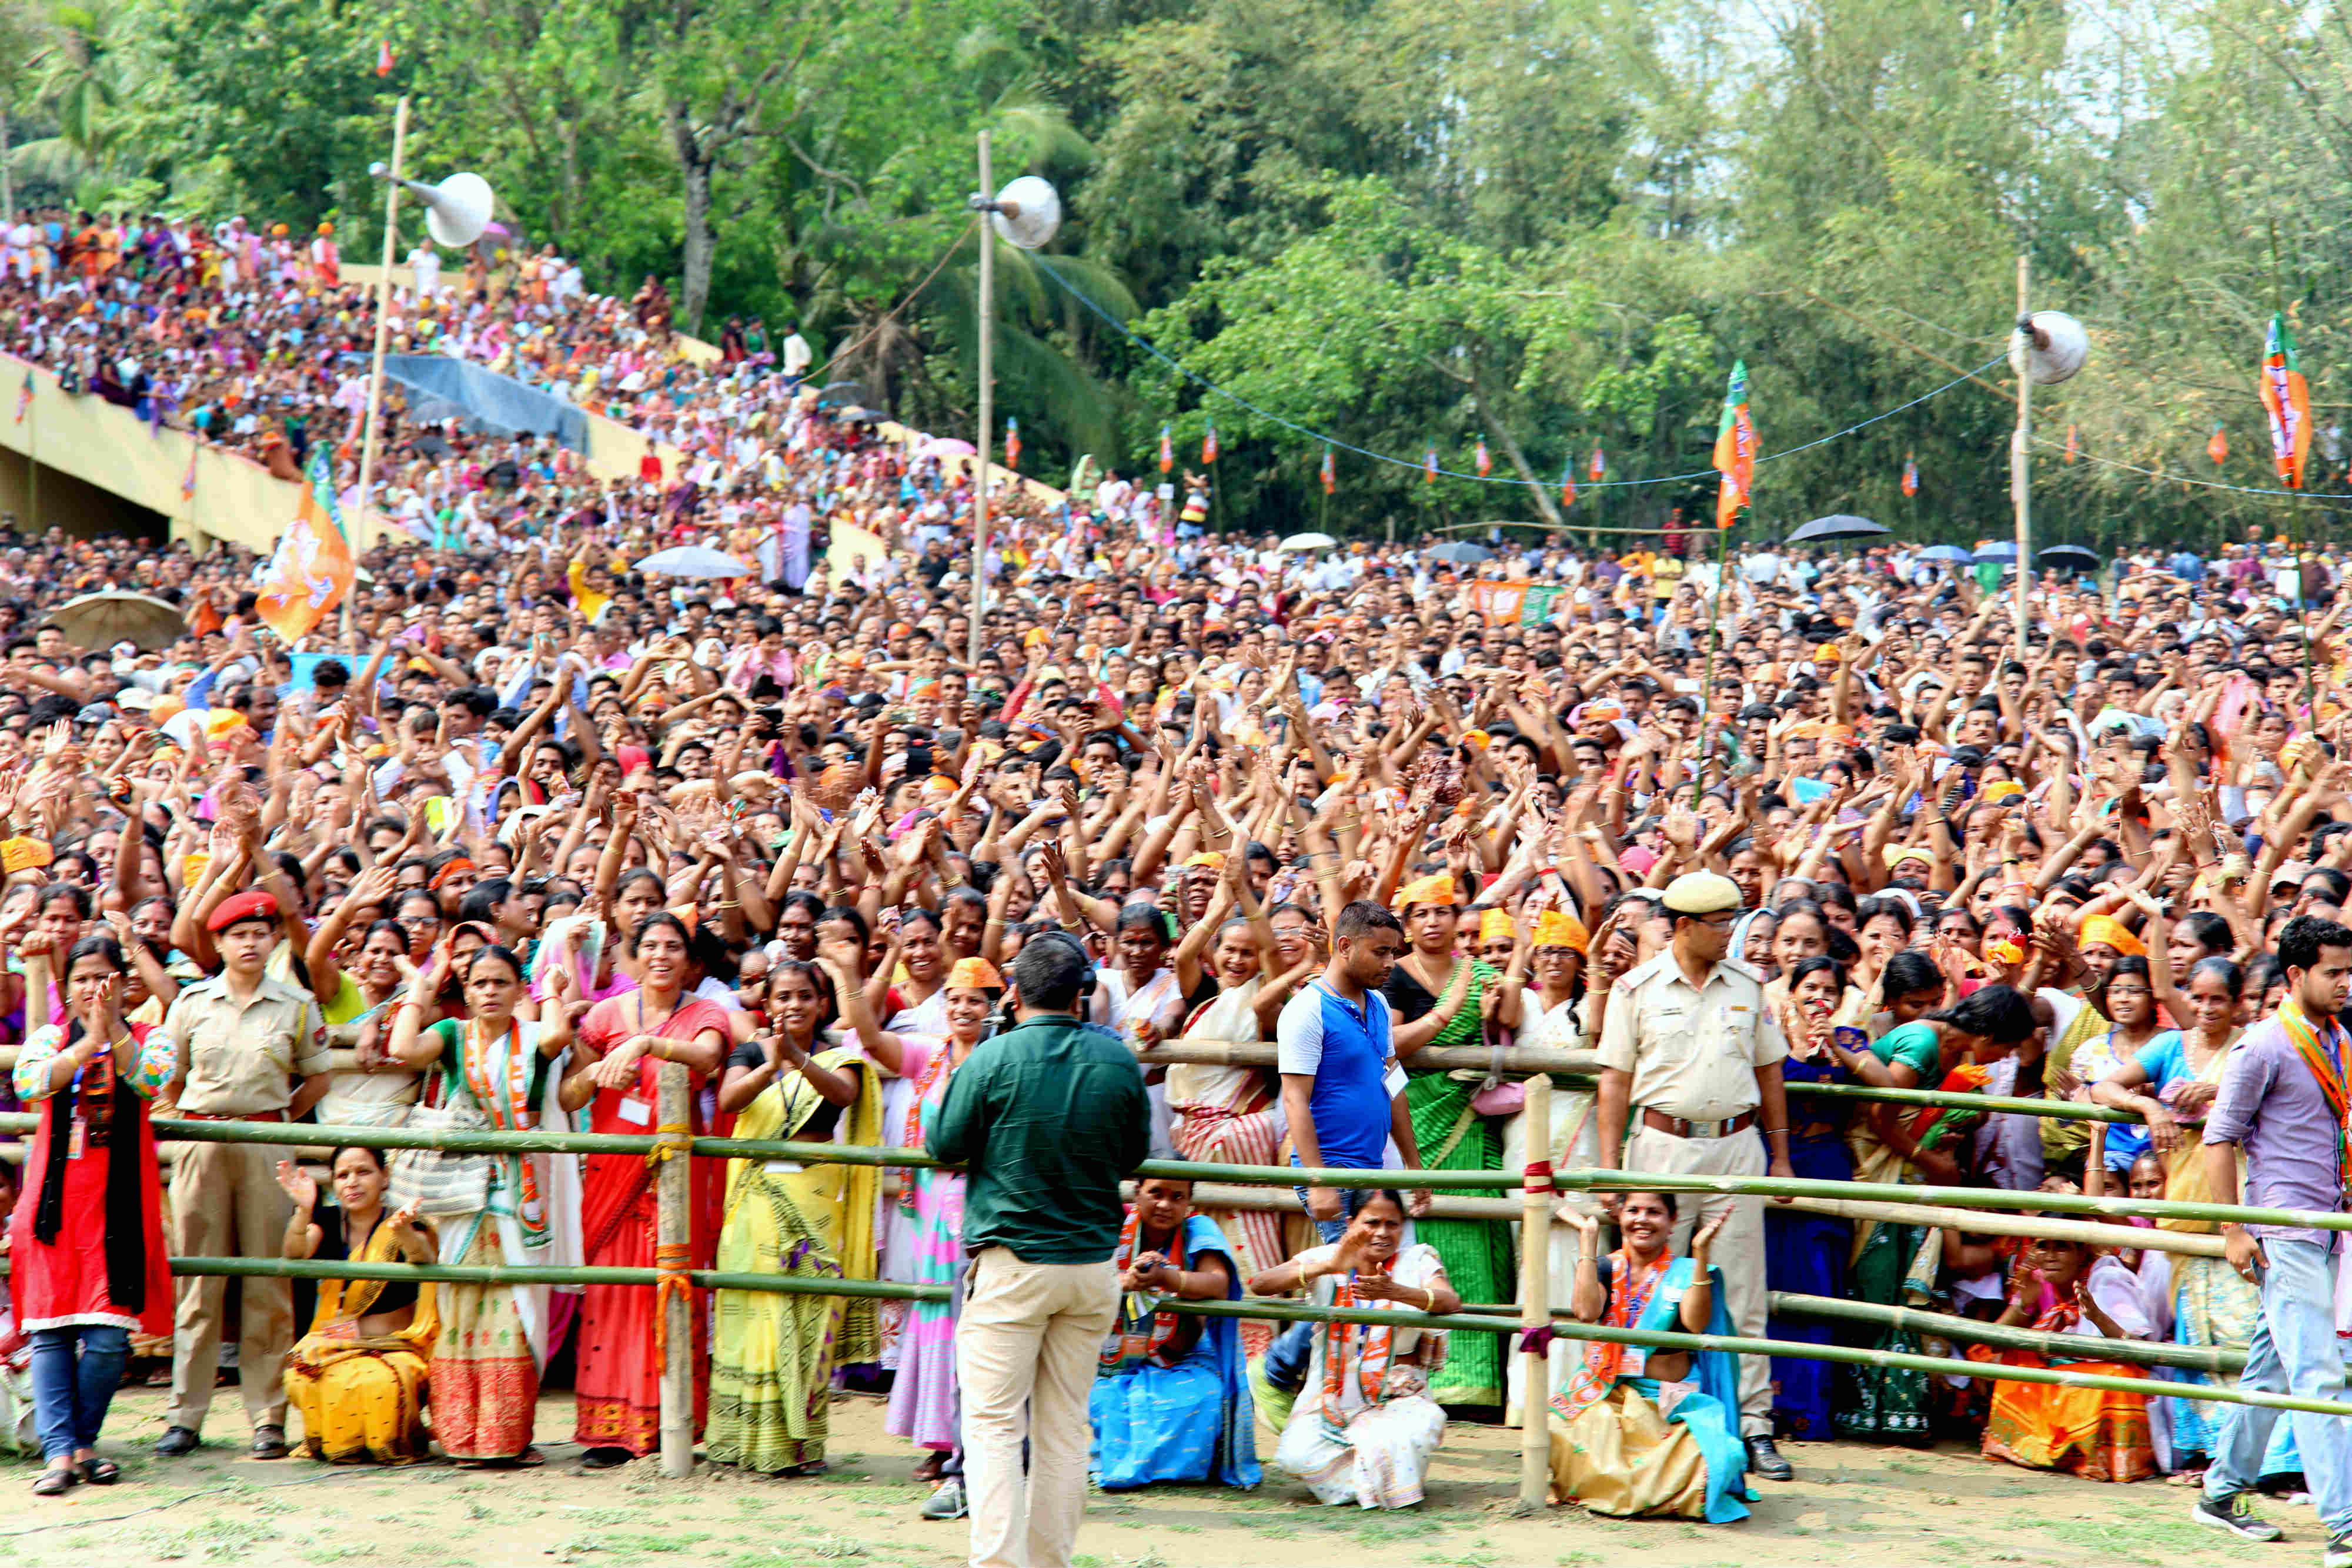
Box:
[927,932,1150,1568]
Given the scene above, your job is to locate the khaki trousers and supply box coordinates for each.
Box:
[956,1248,1119,1568]
[167,1141,294,1435]
[1625,1122,1770,1437]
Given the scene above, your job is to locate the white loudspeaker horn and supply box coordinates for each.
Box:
[990,176,1061,250]
[2013,310,2089,386]
[369,164,496,249]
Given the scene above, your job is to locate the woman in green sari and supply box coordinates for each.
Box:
[706,958,882,1475]
[1837,983,2040,1443]
[1382,872,1521,1409]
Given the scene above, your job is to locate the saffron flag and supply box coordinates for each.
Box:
[12,373,28,424]
[2261,313,2313,489]
[1475,439,1492,477]
[1319,446,1335,495]
[1424,446,1438,483]
[1711,360,1755,530]
[1158,424,1173,473]
[1202,420,1218,465]
[376,39,394,75]
[1589,446,1606,482]
[1004,416,1020,471]
[2209,423,2229,467]
[181,447,198,502]
[1559,460,1576,511]
[1901,451,1919,497]
[2064,424,2078,464]
[256,446,355,642]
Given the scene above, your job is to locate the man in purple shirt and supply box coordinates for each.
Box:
[2195,915,2352,1559]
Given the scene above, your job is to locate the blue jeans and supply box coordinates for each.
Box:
[2206,1237,2352,1534]
[30,1324,129,1462]
[1268,1156,1388,1394]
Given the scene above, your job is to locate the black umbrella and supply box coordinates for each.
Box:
[1786,513,1892,544]
[1424,541,1494,565]
[2039,544,2102,571]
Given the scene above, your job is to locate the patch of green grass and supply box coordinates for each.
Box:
[142,1519,280,1562]
[1885,1460,1930,1474]
[2039,1516,2265,1564]
[1556,1554,1602,1568]
[1418,1550,1499,1568]
[559,1533,711,1557]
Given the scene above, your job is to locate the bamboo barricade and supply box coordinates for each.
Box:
[656,1059,694,1479]
[1765,1292,2247,1376]
[1515,1072,1552,1514]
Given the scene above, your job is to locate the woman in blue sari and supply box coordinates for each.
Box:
[1548,1192,1753,1523]
[1090,1175,1260,1490]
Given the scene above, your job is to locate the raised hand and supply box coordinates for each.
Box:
[273,1159,319,1209]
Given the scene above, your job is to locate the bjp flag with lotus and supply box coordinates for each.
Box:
[2261,313,2313,489]
[256,447,355,641]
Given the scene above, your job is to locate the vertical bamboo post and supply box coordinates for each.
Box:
[350,94,411,635]
[968,130,993,672]
[2010,253,2031,660]
[1515,1070,1553,1513]
[656,1059,694,1477]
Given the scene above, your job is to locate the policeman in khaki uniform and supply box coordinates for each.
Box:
[155,891,330,1460]
[1594,871,1797,1481]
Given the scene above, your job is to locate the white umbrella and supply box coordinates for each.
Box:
[1279,532,1338,551]
[634,546,753,579]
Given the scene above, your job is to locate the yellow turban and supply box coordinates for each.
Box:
[946,957,1003,991]
[1392,871,1459,911]
[1184,851,1227,871]
[1532,910,1589,955]
[2079,915,2146,959]
[1478,907,1514,943]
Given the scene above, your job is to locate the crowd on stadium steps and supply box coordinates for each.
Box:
[6,203,2352,1568]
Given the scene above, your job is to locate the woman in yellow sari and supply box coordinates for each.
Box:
[706,958,882,1475]
[278,1146,440,1464]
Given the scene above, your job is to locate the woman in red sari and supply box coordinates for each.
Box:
[559,912,729,1467]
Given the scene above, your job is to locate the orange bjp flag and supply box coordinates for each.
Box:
[256,447,355,641]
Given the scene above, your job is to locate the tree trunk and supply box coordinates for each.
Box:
[1471,363,1562,528]
[669,101,715,336]
[1,102,12,224]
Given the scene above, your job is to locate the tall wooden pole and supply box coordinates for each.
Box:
[968,131,993,672]
[351,95,411,637]
[656,1059,694,1477]
[1514,1071,1553,1513]
[2010,254,2031,660]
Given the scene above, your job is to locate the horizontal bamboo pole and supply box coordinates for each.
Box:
[170,1254,950,1300]
[1149,1296,2352,1419]
[24,1113,2343,1229]
[1143,1042,2139,1124]
[1781,1195,2226,1258]
[1767,1291,2246,1376]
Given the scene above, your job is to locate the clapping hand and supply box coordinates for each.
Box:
[273,1159,319,1210]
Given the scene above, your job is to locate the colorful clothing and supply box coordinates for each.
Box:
[1272,1241,1450,1509]
[708,1047,881,1472]
[1549,1255,1753,1523]
[1090,1211,1260,1489]
[11,1024,174,1338]
[1168,978,1284,1354]
[283,1214,440,1463]
[573,995,727,1455]
[1387,960,1509,1409]
[1763,1049,1851,1440]
[1972,1279,2159,1483]
[886,1039,967,1452]
[1835,1021,1952,1442]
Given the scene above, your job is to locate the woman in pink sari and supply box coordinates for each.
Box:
[559,913,729,1467]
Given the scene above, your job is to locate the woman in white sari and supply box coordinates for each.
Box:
[1251,1191,1459,1509]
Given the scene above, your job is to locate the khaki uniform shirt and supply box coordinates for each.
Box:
[161,974,329,1116]
[1596,952,1786,1122]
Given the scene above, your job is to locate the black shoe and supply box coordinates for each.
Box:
[249,1425,289,1460]
[2193,1490,2284,1542]
[1746,1435,1794,1481]
[579,1446,634,1470]
[155,1426,199,1458]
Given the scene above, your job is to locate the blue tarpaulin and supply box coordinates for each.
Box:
[350,354,592,451]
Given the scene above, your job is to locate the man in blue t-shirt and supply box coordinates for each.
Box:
[1261,900,1434,1410]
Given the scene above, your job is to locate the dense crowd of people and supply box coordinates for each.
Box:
[6,202,2352,1567]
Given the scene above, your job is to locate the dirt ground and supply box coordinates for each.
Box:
[0,1385,2304,1567]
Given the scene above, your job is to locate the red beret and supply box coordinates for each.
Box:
[206,890,280,932]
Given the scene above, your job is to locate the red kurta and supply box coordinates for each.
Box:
[14,1024,172,1336]
[572,995,727,1455]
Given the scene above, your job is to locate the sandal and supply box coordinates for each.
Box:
[79,1458,121,1486]
[32,1466,75,1496]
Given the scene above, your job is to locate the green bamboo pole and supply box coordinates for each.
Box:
[169,1254,949,1300]
[1148,1296,2352,1420]
[1765,1291,2245,1376]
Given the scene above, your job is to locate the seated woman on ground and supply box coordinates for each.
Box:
[1250,1191,1457,1510]
[1546,1192,1754,1524]
[1090,1173,1260,1491]
[1970,1232,2159,1484]
[279,1147,440,1464]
